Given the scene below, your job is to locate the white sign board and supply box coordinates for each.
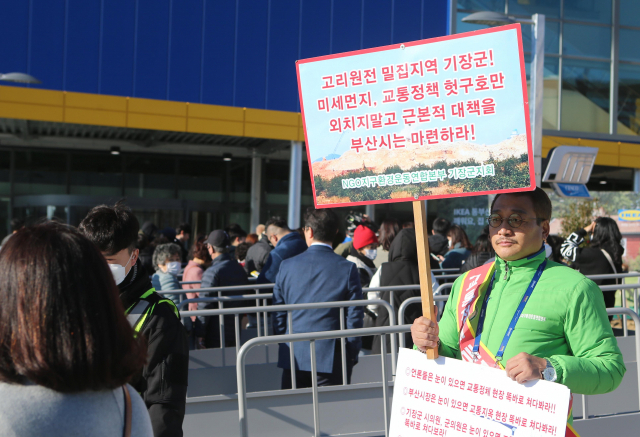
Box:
[390,349,571,437]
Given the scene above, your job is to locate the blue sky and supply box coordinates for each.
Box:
[299,27,528,162]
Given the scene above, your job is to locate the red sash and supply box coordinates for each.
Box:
[456,264,579,437]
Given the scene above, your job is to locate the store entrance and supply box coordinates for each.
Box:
[12,194,235,239]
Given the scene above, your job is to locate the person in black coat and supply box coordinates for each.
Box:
[560,217,624,311]
[460,233,495,273]
[372,228,438,353]
[428,217,450,257]
[80,204,189,437]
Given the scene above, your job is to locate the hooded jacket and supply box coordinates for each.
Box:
[119,260,189,437]
[372,228,422,353]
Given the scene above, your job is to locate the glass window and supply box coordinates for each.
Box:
[14,151,67,195]
[177,157,225,202]
[620,0,640,27]
[563,0,612,25]
[561,59,611,133]
[229,159,251,204]
[507,0,560,19]
[457,0,505,12]
[542,57,560,129]
[70,153,122,196]
[124,155,176,199]
[620,29,640,63]
[618,63,640,136]
[520,20,560,55]
[544,20,560,55]
[0,150,10,196]
[265,160,290,205]
[562,23,611,59]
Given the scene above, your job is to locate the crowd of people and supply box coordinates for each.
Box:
[0,188,631,435]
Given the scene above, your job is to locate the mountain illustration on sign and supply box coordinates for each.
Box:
[312,134,530,205]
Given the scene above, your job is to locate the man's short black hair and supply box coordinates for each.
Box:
[491,187,552,222]
[225,223,247,241]
[432,217,451,236]
[10,217,25,233]
[176,222,192,235]
[78,202,139,255]
[304,207,339,243]
[265,216,289,231]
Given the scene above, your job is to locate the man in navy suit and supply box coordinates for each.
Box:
[273,208,364,389]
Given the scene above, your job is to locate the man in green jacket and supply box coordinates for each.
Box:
[411,188,625,422]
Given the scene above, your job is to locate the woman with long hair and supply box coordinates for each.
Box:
[440,224,473,269]
[0,222,152,436]
[374,218,400,268]
[561,217,624,310]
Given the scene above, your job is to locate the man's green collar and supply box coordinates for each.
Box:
[495,246,546,269]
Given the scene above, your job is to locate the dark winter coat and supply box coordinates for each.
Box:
[560,228,624,309]
[244,237,272,274]
[459,251,494,273]
[372,228,422,354]
[119,261,189,437]
[428,233,449,257]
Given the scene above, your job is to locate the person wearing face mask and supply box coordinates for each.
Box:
[79,203,189,437]
[151,243,183,307]
[346,225,379,288]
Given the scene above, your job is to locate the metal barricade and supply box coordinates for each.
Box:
[581,308,640,419]
[157,283,274,295]
[182,299,397,376]
[177,294,273,310]
[236,324,411,437]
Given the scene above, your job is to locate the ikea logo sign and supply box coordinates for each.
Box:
[618,210,640,221]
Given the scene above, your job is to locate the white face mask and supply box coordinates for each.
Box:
[364,249,377,260]
[166,261,181,276]
[109,252,135,286]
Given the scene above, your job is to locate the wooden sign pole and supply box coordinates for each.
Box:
[412,200,438,359]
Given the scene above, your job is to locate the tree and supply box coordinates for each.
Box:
[558,198,598,239]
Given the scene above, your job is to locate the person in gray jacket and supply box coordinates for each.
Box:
[244,232,272,276]
[0,222,153,437]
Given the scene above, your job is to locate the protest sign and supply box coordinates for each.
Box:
[390,349,571,437]
[297,24,533,208]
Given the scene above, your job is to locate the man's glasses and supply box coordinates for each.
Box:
[486,213,545,228]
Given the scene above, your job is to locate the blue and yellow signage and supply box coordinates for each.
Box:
[618,210,640,221]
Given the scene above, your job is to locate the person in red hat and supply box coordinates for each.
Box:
[346,225,379,287]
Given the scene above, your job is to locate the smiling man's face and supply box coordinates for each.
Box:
[490,194,549,261]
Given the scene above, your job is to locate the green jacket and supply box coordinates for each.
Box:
[438,248,626,396]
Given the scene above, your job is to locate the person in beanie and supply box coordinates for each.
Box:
[79,203,188,437]
[199,230,249,348]
[346,225,379,287]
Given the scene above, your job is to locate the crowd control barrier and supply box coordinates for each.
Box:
[177,294,273,311]
[182,299,397,373]
[157,283,274,295]
[236,324,411,437]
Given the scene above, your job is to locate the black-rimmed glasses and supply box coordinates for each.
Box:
[487,213,545,228]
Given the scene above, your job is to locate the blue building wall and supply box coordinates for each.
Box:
[0,0,449,112]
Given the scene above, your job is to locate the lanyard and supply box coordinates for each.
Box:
[472,260,547,364]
